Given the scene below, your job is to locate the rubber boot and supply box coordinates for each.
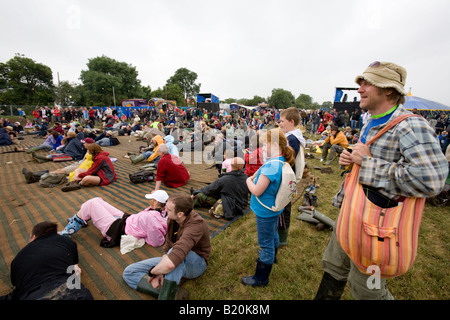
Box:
[136,275,160,299]
[278,228,289,247]
[130,153,146,164]
[60,214,87,236]
[158,279,178,300]
[25,146,39,154]
[31,152,50,163]
[241,259,273,287]
[313,272,347,300]
[22,168,48,184]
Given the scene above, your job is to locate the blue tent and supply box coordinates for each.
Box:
[404,96,450,111]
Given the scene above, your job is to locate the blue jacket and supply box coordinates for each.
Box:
[0,128,12,146]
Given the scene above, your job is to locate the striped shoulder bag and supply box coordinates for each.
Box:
[336,114,425,278]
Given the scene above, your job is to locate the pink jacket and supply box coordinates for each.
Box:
[124,208,168,247]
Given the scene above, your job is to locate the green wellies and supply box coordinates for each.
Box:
[136,276,184,300]
[130,154,146,164]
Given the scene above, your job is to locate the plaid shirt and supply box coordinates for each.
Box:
[332,105,449,208]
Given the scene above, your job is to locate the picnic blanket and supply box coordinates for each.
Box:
[0,135,247,300]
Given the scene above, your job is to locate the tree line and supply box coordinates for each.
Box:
[0,53,332,110]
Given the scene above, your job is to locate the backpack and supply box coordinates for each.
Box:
[255,160,297,212]
[129,170,155,184]
[39,173,67,188]
[294,145,305,181]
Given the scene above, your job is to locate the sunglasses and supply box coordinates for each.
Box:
[368,61,403,82]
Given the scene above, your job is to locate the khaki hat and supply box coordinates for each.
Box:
[355,61,407,96]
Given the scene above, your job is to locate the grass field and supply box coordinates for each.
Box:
[183,134,450,300]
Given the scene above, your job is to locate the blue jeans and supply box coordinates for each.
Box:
[142,151,160,167]
[256,215,280,264]
[122,249,207,289]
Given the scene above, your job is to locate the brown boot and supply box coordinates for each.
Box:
[22,168,48,184]
[61,181,82,192]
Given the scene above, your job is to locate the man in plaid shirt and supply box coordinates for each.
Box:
[314,61,448,300]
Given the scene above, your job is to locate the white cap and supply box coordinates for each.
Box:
[145,190,169,203]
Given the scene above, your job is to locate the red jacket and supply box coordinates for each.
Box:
[156,154,189,188]
[244,147,263,177]
[78,151,117,186]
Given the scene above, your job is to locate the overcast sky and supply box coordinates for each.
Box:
[1,0,450,106]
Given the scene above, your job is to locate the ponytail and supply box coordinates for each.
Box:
[283,145,296,167]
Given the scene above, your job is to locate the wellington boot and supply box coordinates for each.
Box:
[31,152,50,163]
[130,154,146,164]
[25,146,39,154]
[158,279,178,300]
[60,213,87,236]
[136,276,189,300]
[278,228,289,247]
[241,259,273,287]
[313,272,347,300]
[136,276,160,299]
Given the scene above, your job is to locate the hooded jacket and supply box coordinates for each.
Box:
[325,130,348,148]
[163,135,179,157]
[78,151,117,186]
[147,135,164,162]
[60,137,86,161]
[0,128,13,146]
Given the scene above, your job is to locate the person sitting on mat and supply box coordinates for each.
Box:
[59,191,169,249]
[32,131,86,163]
[152,144,190,191]
[61,142,117,192]
[122,193,211,300]
[191,157,249,220]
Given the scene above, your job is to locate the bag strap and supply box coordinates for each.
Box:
[254,159,286,212]
[365,114,421,146]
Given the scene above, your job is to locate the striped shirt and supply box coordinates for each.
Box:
[332,105,449,208]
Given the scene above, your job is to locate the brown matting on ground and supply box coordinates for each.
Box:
[0,134,245,300]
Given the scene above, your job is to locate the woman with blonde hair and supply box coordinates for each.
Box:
[242,129,295,287]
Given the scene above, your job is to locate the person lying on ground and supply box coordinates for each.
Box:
[122,193,210,300]
[0,221,93,300]
[59,191,169,249]
[25,130,62,153]
[31,131,86,163]
[22,138,95,184]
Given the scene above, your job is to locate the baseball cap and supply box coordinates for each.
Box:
[145,190,169,203]
[81,138,95,144]
[355,61,407,96]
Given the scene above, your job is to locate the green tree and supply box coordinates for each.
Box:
[151,83,185,106]
[268,88,295,109]
[80,55,144,106]
[0,54,54,105]
[166,68,201,106]
[295,93,313,109]
[321,101,333,110]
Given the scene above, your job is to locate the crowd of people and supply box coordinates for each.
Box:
[1,60,450,301]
